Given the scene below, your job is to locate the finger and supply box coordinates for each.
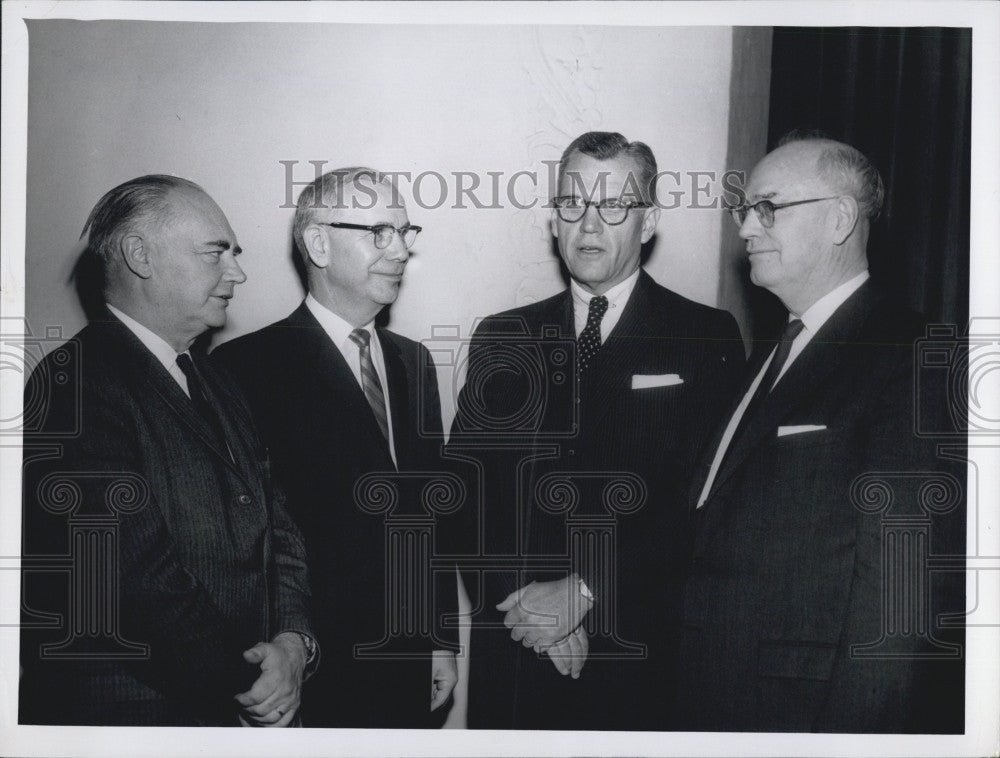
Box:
[521,635,538,648]
[261,704,298,728]
[570,629,589,679]
[495,588,521,613]
[510,625,528,642]
[242,671,298,717]
[242,643,268,665]
[430,682,450,711]
[272,706,297,728]
[547,643,571,675]
[235,671,281,709]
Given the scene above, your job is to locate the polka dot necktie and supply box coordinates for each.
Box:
[577,295,609,374]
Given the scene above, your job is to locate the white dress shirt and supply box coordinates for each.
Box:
[695,271,870,508]
[570,268,640,341]
[106,303,192,397]
[305,294,398,466]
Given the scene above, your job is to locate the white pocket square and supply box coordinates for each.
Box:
[777,424,827,437]
[631,373,684,390]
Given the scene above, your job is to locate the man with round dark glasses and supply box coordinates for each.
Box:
[450,131,744,730]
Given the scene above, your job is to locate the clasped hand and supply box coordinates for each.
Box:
[497,576,592,678]
[235,631,307,727]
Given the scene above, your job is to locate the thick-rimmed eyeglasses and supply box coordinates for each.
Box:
[726,197,839,228]
[321,222,422,250]
[552,196,650,226]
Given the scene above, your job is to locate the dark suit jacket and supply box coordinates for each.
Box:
[213,302,457,728]
[676,280,965,732]
[19,313,313,726]
[449,270,745,729]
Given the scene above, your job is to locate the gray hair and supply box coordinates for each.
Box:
[292,167,392,258]
[778,130,885,220]
[81,174,203,266]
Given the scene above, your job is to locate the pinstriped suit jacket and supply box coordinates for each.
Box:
[20,312,313,726]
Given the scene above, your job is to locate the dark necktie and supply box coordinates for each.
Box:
[176,352,231,458]
[729,318,805,446]
[348,328,391,447]
[577,295,609,373]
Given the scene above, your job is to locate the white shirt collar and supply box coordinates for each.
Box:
[305,293,376,347]
[570,268,640,311]
[797,270,870,334]
[106,303,184,371]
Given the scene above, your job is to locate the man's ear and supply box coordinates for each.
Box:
[831,196,860,245]
[303,225,330,269]
[550,209,560,240]
[120,235,152,279]
[640,206,660,244]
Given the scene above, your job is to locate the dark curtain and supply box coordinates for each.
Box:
[757,27,971,337]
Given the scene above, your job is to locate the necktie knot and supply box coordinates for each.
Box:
[349,328,372,349]
[175,352,196,379]
[587,295,609,321]
[781,318,805,344]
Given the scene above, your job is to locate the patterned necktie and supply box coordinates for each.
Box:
[176,352,232,459]
[577,295,609,374]
[348,328,390,446]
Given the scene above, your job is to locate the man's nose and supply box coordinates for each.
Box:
[224,253,248,284]
[580,203,603,234]
[383,232,410,263]
[737,208,763,241]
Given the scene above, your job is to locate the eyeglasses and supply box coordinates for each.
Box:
[727,197,839,228]
[320,222,422,250]
[552,196,650,226]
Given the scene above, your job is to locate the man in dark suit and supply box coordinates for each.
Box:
[20,175,316,726]
[449,132,745,729]
[213,168,458,728]
[676,135,965,732]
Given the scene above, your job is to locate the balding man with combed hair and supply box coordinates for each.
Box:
[20,175,316,726]
[676,135,965,732]
[214,168,459,728]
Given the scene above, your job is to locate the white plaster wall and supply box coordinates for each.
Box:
[25,21,741,427]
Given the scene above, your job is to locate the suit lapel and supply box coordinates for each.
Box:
[378,329,408,469]
[95,315,255,487]
[289,305,396,466]
[703,281,880,503]
[582,271,656,430]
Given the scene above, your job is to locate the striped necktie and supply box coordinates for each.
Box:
[348,328,390,447]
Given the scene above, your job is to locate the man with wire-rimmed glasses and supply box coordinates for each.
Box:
[450,132,744,729]
[675,134,965,732]
[214,168,459,727]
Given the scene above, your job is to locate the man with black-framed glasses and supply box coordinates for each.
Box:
[450,132,744,729]
[213,168,459,727]
[676,135,965,732]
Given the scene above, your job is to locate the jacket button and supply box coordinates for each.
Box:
[567,449,575,456]
[237,494,252,505]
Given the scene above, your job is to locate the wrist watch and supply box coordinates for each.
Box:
[296,632,318,665]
